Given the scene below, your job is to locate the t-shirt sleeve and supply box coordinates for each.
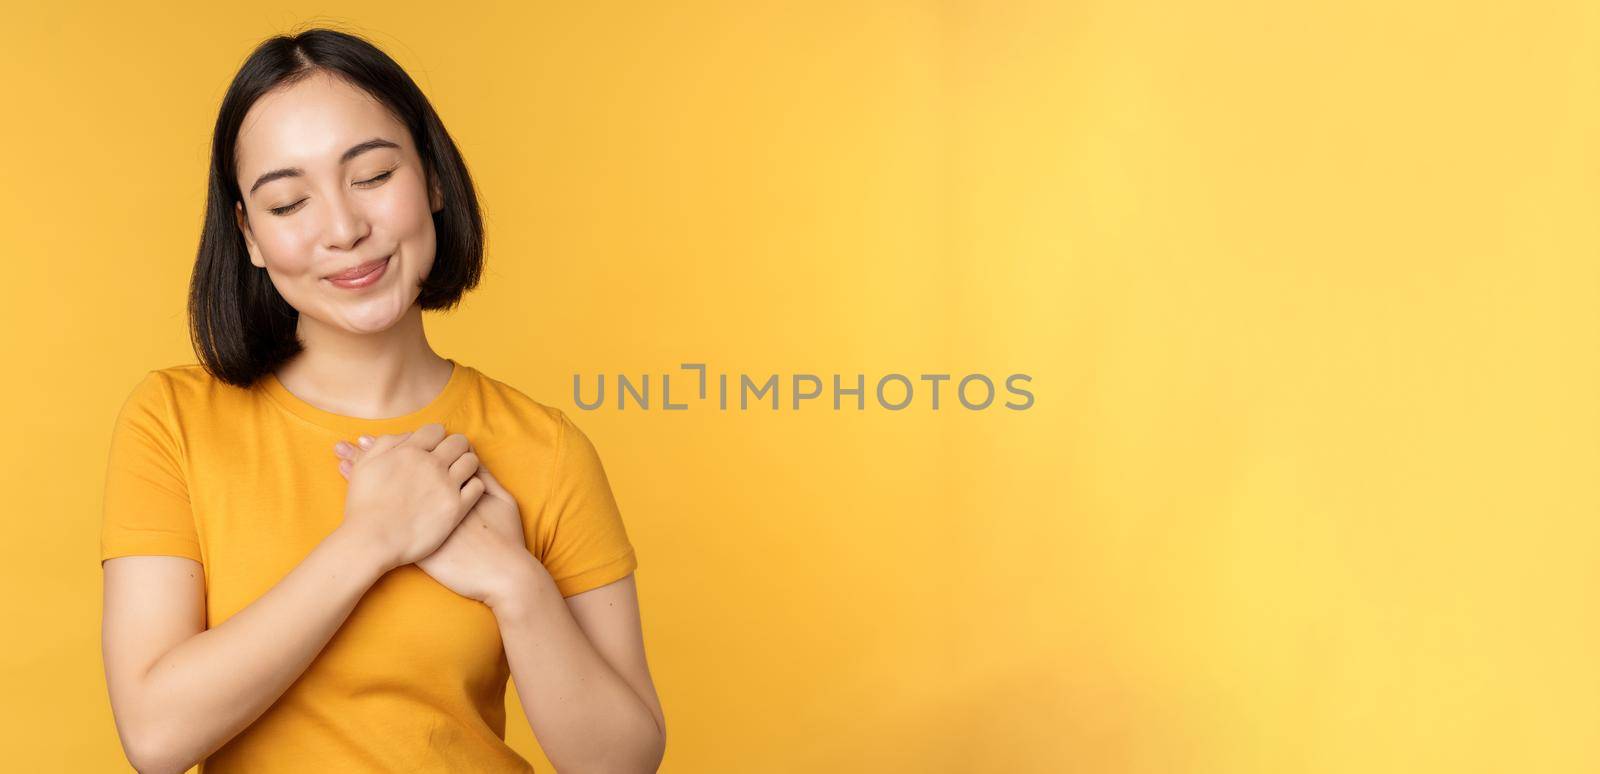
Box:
[100,371,202,564]
[536,411,638,597]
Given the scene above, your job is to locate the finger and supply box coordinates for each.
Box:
[448,451,480,487]
[398,422,448,452]
[346,435,402,472]
[429,432,472,465]
[365,430,415,455]
[338,458,352,480]
[474,461,511,499]
[459,475,486,510]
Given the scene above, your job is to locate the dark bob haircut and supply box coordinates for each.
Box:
[189,27,483,388]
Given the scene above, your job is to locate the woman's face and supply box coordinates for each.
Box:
[233,71,442,334]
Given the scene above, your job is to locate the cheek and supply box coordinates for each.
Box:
[375,179,439,276]
[257,225,318,274]
[372,179,434,234]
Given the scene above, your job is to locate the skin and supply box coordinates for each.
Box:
[335,433,667,772]
[234,69,452,413]
[101,70,665,773]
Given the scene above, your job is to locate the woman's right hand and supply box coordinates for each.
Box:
[338,422,485,571]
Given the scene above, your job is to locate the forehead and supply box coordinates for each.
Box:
[235,72,410,177]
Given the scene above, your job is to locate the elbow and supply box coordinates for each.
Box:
[107,658,204,773]
[109,680,200,774]
[634,716,667,774]
[120,725,197,774]
[127,746,194,774]
[651,719,668,769]
[565,716,666,774]
[648,729,667,772]
[611,735,662,774]
[627,707,666,773]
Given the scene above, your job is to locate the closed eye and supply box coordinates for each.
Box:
[267,170,396,217]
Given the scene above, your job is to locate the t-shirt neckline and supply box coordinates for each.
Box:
[259,358,472,437]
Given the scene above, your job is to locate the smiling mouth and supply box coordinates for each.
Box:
[325,255,392,288]
[325,255,391,281]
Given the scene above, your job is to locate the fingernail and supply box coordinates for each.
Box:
[357,436,373,449]
[335,441,351,454]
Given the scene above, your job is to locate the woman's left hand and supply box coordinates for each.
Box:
[335,433,532,608]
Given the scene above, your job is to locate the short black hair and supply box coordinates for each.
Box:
[189,26,483,388]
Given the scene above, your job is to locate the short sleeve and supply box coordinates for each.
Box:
[100,371,202,564]
[538,411,637,597]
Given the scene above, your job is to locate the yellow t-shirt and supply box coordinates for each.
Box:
[100,358,638,772]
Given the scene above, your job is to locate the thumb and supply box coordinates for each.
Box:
[475,461,512,499]
[363,431,413,455]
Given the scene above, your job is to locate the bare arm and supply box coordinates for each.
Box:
[101,526,390,774]
[489,558,666,774]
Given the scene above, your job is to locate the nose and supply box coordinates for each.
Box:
[321,186,371,253]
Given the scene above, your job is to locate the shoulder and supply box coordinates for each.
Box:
[144,363,213,395]
[458,367,620,494]
[462,365,580,446]
[128,363,253,410]
[113,364,260,433]
[489,374,614,471]
[463,367,614,470]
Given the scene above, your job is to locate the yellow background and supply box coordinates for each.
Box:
[2,1,1596,771]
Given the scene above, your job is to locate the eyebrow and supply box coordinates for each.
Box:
[246,138,402,195]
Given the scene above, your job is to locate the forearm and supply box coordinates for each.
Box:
[130,526,390,773]
[492,556,664,774]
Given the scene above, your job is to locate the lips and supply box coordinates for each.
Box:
[326,256,391,281]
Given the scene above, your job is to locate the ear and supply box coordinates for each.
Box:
[429,169,444,214]
[235,201,266,269]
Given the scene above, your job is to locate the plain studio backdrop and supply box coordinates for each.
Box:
[2,1,1598,772]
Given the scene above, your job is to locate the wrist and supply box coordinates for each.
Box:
[485,548,549,617]
[327,523,398,578]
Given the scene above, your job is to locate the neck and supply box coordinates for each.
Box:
[273,304,454,420]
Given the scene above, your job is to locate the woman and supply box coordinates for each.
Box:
[99,28,665,773]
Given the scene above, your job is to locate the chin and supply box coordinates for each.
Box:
[318,300,409,335]
[343,320,399,335]
[346,311,408,334]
